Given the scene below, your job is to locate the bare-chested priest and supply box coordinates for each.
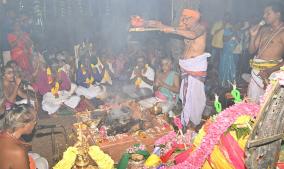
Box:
[149,9,210,128]
[248,2,284,102]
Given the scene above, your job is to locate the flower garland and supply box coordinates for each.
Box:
[53,147,78,169]
[154,131,176,146]
[88,146,114,169]
[51,82,60,96]
[85,77,94,86]
[81,64,95,87]
[47,67,53,84]
[47,67,61,96]
[166,102,260,169]
[53,146,114,169]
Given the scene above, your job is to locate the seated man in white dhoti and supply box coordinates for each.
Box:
[75,56,106,100]
[139,56,180,115]
[123,56,155,99]
[40,60,80,115]
[147,9,209,128]
[247,2,284,102]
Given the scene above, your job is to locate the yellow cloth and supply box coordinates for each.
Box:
[144,154,161,167]
[196,116,250,169]
[250,59,280,71]
[211,21,224,48]
[204,146,235,169]
[202,161,213,169]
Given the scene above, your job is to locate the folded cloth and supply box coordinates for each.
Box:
[182,9,200,20]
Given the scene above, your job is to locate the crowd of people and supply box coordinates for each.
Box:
[0,1,284,168]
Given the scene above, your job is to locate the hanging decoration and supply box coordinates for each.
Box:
[214,94,222,113]
[230,82,242,103]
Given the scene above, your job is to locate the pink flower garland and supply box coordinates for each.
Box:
[167,102,260,169]
[174,117,183,130]
[155,131,176,146]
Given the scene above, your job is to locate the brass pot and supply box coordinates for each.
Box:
[75,154,90,168]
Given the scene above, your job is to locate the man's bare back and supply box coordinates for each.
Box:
[257,26,284,60]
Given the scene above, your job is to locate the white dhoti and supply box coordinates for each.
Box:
[75,85,106,99]
[42,83,80,114]
[179,53,210,126]
[247,69,265,103]
[247,58,282,103]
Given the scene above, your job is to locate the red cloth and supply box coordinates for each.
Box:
[29,155,36,169]
[220,133,246,169]
[277,163,284,169]
[32,69,71,95]
[8,32,33,73]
